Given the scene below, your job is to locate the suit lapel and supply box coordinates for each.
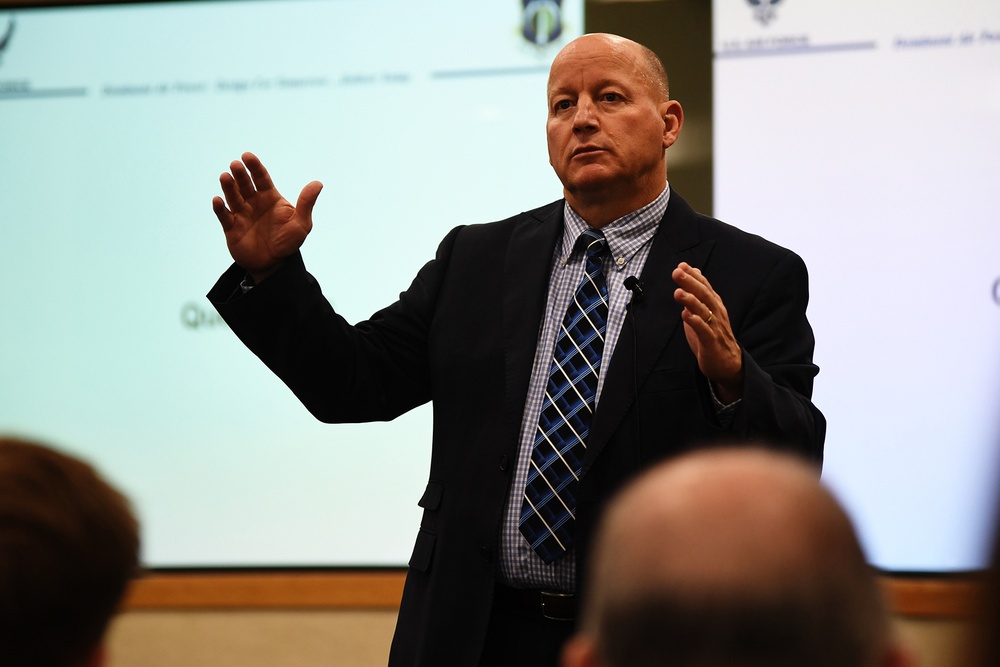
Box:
[502,202,564,444]
[582,194,716,474]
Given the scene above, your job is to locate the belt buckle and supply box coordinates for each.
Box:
[540,591,575,621]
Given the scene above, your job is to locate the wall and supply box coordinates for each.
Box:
[107,610,398,667]
[105,609,973,667]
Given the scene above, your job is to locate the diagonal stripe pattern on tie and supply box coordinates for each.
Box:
[519,228,609,563]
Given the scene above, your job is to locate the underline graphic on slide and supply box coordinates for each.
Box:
[431,65,550,79]
[0,86,87,100]
[715,41,877,59]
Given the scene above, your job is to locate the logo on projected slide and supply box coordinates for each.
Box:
[994,277,1000,306]
[0,16,14,64]
[747,0,782,26]
[521,0,562,47]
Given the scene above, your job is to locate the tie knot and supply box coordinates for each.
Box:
[577,229,607,259]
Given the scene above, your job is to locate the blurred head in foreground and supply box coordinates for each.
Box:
[0,436,140,667]
[562,447,914,667]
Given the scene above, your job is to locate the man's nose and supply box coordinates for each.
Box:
[573,97,599,130]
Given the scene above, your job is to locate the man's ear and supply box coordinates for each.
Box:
[661,99,684,149]
[561,634,601,667]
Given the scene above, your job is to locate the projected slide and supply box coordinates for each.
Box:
[714,0,1000,571]
[0,0,583,566]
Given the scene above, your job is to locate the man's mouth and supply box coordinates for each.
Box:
[572,146,605,157]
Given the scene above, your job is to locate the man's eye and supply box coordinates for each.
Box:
[603,93,620,102]
[554,100,572,111]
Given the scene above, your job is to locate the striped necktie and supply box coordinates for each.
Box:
[519,228,609,563]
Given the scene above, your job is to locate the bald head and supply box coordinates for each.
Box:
[568,448,906,667]
[549,33,670,103]
[593,448,852,600]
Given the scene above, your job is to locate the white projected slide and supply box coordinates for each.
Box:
[0,0,583,566]
[714,0,1000,571]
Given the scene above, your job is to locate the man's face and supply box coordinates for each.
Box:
[546,36,676,207]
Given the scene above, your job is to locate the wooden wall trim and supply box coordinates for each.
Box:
[123,571,406,610]
[881,576,982,619]
[122,571,981,618]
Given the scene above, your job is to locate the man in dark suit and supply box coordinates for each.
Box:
[209,33,824,667]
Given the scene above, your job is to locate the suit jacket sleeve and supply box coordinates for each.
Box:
[206,227,463,424]
[722,249,824,461]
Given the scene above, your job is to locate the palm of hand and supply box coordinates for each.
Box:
[226,189,310,274]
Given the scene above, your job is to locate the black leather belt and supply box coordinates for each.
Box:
[494,585,576,621]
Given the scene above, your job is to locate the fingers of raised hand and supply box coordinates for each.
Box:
[673,287,712,328]
[212,195,234,229]
[242,151,275,192]
[677,300,714,334]
[673,264,720,322]
[229,159,257,202]
[296,181,324,222]
[672,262,714,298]
[217,170,242,209]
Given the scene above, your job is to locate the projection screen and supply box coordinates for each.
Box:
[0,0,584,567]
[3,0,998,573]
[713,0,1000,572]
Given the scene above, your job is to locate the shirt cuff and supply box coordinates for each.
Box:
[708,379,740,429]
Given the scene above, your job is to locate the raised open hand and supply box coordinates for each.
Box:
[212,152,323,283]
[672,262,744,403]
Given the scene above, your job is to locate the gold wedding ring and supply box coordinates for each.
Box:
[706,311,714,325]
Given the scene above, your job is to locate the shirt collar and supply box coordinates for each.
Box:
[558,184,670,272]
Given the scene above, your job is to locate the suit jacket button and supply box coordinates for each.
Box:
[499,455,509,472]
[480,547,493,562]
